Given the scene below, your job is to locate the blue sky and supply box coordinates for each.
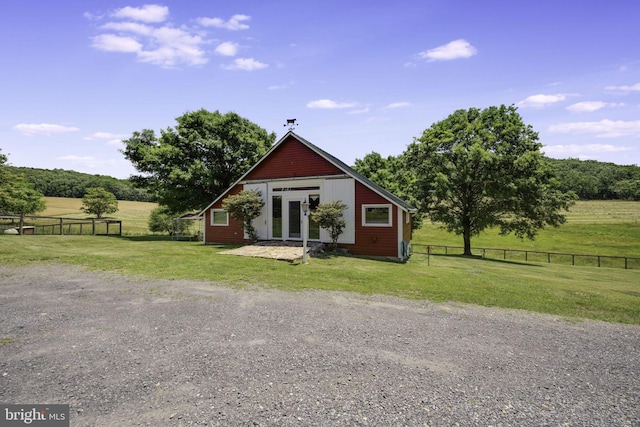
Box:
[2,1,639,179]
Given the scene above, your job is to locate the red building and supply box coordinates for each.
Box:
[199,132,415,260]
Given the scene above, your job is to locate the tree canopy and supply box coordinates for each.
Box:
[404,105,577,255]
[4,166,150,201]
[148,206,190,236]
[81,187,119,219]
[0,149,47,233]
[122,109,276,213]
[353,151,424,228]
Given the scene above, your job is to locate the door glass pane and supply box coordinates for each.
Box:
[272,196,282,238]
[289,201,301,238]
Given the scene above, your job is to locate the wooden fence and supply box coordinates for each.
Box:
[411,244,640,270]
[0,215,121,236]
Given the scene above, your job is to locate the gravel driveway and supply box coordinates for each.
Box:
[1,264,638,426]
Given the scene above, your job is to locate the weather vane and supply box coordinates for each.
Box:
[284,118,298,131]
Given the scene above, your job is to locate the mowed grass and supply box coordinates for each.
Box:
[41,196,158,235]
[1,198,638,325]
[413,200,640,257]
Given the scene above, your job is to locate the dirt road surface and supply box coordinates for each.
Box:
[1,264,638,426]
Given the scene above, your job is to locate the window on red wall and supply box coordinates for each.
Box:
[211,209,228,226]
[362,204,392,227]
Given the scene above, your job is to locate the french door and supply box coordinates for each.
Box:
[288,200,301,239]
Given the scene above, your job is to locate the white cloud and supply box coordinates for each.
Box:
[222,57,267,71]
[14,123,80,136]
[215,41,239,56]
[306,99,358,109]
[549,119,640,138]
[384,102,411,109]
[543,144,633,156]
[89,7,261,68]
[197,14,250,30]
[112,4,169,23]
[92,23,207,67]
[517,93,571,108]
[605,82,640,92]
[418,39,477,61]
[85,132,127,146]
[91,34,142,53]
[85,132,125,139]
[566,101,623,113]
[102,21,154,36]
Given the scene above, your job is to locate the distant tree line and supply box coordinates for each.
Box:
[545,158,640,200]
[355,153,640,202]
[4,166,151,202]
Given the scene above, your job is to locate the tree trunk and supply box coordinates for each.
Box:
[463,230,472,256]
[462,218,472,255]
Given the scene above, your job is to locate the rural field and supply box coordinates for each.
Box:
[1,197,639,324]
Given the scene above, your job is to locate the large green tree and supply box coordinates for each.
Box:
[353,152,423,228]
[122,109,276,213]
[404,105,576,255]
[0,149,46,234]
[353,152,403,195]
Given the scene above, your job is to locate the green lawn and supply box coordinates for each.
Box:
[1,234,638,325]
[1,199,639,325]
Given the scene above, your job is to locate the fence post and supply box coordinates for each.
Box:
[525,251,528,262]
[503,249,507,260]
[427,245,431,266]
[547,253,551,264]
[572,255,575,266]
[597,256,601,267]
[92,219,96,235]
[625,257,628,270]
[59,218,63,235]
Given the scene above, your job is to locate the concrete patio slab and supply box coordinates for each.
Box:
[219,241,325,261]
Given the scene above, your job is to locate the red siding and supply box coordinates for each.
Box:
[203,134,412,259]
[204,185,246,244]
[247,135,342,180]
[345,181,399,258]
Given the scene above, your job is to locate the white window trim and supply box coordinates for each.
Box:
[211,208,229,226]
[362,204,393,227]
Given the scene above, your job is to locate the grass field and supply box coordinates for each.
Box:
[2,198,639,325]
[414,200,640,257]
[40,197,158,235]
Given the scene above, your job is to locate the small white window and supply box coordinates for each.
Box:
[362,204,392,227]
[211,209,228,226]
